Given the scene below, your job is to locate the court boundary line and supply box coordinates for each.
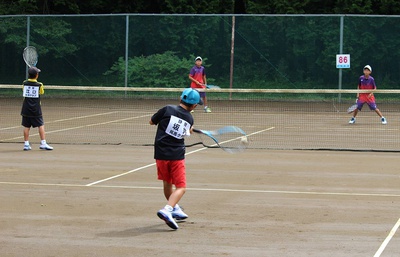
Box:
[0,111,120,131]
[1,113,152,142]
[85,127,275,186]
[1,181,400,198]
[374,218,400,257]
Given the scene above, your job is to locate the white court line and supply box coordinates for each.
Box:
[283,126,399,132]
[85,146,212,186]
[0,111,119,131]
[0,114,152,142]
[86,127,275,186]
[85,163,156,186]
[374,218,400,257]
[2,181,400,198]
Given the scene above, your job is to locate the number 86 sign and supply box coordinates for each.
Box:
[336,54,350,68]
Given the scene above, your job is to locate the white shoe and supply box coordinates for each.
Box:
[381,117,387,125]
[172,205,188,220]
[204,107,211,113]
[40,143,53,150]
[157,208,179,230]
[349,117,356,124]
[23,144,31,151]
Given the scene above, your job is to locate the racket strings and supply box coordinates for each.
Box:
[202,131,248,153]
[23,47,38,67]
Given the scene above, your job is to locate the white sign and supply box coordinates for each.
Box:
[165,115,191,139]
[336,54,350,68]
[23,86,39,98]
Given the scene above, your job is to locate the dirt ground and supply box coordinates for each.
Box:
[0,143,399,257]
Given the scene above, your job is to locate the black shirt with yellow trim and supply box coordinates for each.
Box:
[21,79,44,117]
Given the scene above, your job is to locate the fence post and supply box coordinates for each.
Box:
[26,16,30,79]
[124,15,129,96]
[338,15,344,103]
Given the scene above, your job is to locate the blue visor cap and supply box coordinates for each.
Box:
[181,88,203,105]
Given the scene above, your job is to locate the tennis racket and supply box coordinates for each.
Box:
[23,46,38,68]
[347,104,357,114]
[205,84,221,89]
[347,99,358,114]
[187,126,248,153]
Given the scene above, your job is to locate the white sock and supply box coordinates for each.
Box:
[164,205,173,212]
[204,106,208,109]
[41,140,46,145]
[174,204,180,210]
[24,141,29,146]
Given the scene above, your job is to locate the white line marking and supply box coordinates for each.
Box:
[85,163,155,186]
[0,111,120,131]
[86,146,211,186]
[247,127,275,136]
[85,127,275,186]
[0,114,152,142]
[374,218,400,257]
[1,181,400,198]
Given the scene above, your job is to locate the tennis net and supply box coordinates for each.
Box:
[1,84,400,151]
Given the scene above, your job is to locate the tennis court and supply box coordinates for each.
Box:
[1,96,399,256]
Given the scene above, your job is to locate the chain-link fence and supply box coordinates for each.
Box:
[1,14,400,90]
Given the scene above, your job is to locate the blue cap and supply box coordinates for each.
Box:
[181,88,203,105]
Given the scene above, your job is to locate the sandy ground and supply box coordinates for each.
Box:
[0,143,399,257]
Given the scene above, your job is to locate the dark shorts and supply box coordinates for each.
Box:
[22,116,44,128]
[199,92,206,98]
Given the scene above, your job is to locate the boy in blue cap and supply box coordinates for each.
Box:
[149,88,202,230]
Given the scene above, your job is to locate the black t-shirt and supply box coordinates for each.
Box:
[151,105,194,160]
[21,80,43,117]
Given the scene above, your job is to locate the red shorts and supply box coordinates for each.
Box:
[156,159,186,188]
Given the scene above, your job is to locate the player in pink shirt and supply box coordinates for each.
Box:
[349,65,387,125]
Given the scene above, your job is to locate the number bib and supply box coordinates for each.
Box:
[165,115,191,139]
[23,86,39,98]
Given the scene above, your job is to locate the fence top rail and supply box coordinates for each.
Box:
[2,84,400,94]
[1,14,400,18]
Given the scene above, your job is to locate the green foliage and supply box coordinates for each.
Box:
[1,0,400,14]
[105,51,201,88]
[0,16,77,56]
[1,11,400,89]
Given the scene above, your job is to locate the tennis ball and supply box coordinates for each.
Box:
[240,136,248,144]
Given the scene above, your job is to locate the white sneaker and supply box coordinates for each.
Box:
[40,143,53,150]
[349,117,356,124]
[23,144,31,151]
[381,117,387,125]
[157,208,179,230]
[172,205,188,220]
[204,107,211,113]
